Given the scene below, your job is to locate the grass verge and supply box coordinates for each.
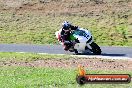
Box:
[0,10,132,46]
[0,52,71,62]
[0,52,131,88]
[0,66,132,88]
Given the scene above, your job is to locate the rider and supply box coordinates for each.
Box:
[60,21,78,51]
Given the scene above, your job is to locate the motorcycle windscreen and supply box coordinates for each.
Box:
[72,29,91,42]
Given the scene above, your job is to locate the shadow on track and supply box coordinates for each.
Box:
[74,52,126,57]
[101,53,126,57]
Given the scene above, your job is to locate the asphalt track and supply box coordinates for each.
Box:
[0,44,132,59]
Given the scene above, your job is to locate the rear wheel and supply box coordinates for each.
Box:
[90,42,101,55]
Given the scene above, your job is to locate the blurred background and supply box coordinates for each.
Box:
[0,0,132,46]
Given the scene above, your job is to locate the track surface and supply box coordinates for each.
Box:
[0,44,132,58]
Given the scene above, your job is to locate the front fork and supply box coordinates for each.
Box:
[86,44,92,50]
[86,39,93,50]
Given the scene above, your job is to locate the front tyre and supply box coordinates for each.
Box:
[90,42,101,55]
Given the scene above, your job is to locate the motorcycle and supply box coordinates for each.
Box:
[55,28,101,55]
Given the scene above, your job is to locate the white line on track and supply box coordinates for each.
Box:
[18,52,132,60]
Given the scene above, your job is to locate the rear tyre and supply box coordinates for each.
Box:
[90,42,101,55]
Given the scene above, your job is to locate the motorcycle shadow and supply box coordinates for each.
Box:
[100,53,126,57]
[74,51,126,57]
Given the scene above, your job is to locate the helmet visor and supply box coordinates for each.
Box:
[63,27,69,30]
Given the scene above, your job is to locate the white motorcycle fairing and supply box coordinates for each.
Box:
[72,28,93,52]
[55,27,101,55]
[55,28,93,52]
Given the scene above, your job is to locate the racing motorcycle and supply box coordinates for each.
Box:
[55,28,101,55]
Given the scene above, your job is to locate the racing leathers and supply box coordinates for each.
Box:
[60,26,78,50]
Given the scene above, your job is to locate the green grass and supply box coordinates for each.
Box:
[0,52,72,61]
[0,66,132,88]
[0,0,132,87]
[0,13,131,46]
[0,52,131,88]
[0,0,132,46]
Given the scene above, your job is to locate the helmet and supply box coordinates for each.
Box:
[62,21,71,30]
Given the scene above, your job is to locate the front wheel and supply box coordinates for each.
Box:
[90,42,101,55]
